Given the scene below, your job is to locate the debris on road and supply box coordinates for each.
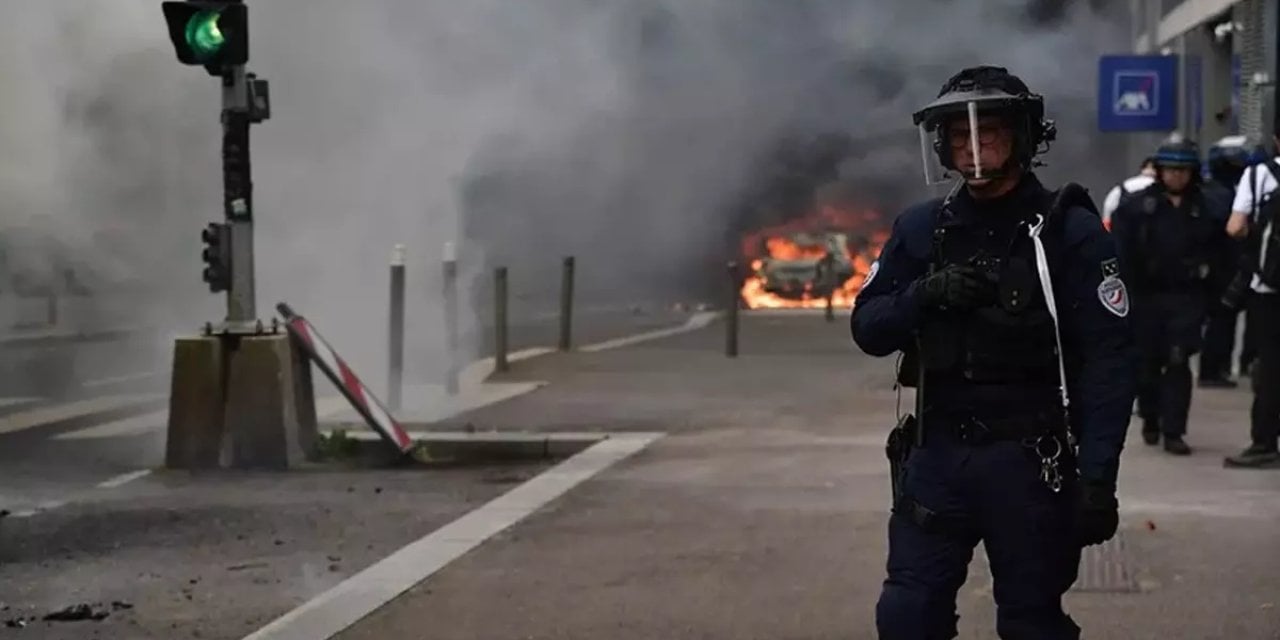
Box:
[227,562,269,572]
[43,603,110,622]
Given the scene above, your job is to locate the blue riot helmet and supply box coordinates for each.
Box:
[1152,138,1201,194]
[911,65,1056,185]
[1207,135,1249,189]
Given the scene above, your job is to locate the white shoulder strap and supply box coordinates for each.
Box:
[1027,214,1069,413]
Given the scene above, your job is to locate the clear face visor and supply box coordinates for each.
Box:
[918,100,984,186]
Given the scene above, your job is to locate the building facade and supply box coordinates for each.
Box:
[1128,0,1276,164]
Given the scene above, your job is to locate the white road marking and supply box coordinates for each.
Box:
[0,394,163,436]
[56,409,169,440]
[96,469,152,489]
[81,370,163,389]
[579,311,720,352]
[0,397,40,409]
[240,432,665,640]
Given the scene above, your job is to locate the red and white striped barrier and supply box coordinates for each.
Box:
[276,302,413,454]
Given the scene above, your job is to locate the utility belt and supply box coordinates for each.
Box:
[885,407,1074,535]
[922,406,1067,445]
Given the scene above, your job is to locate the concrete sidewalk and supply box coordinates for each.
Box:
[332,312,1280,640]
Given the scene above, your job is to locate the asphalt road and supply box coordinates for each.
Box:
[3,311,1277,639]
[0,304,704,639]
[338,312,1280,640]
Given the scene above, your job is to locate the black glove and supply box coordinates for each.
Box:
[1073,480,1119,547]
[916,265,995,311]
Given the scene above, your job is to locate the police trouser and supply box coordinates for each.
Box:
[1199,303,1238,380]
[1248,294,1280,450]
[877,420,1081,640]
[1134,293,1203,437]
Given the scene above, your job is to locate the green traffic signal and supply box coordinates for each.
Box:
[185,9,226,61]
[161,1,248,68]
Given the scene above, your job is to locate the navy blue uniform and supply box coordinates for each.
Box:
[852,174,1136,639]
[1111,183,1225,440]
[1197,181,1242,382]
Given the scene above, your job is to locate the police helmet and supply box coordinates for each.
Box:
[911,65,1056,184]
[1153,139,1200,171]
[1208,136,1249,178]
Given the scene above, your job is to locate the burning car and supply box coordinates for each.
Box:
[755,232,855,299]
[738,204,888,309]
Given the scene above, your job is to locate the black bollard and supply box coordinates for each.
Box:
[442,242,460,395]
[388,244,406,410]
[559,256,575,351]
[726,261,739,358]
[495,266,509,373]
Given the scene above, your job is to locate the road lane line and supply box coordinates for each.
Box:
[579,311,720,352]
[97,469,152,489]
[240,432,665,640]
[0,394,163,436]
[56,409,169,440]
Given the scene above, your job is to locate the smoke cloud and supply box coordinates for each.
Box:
[0,0,1130,393]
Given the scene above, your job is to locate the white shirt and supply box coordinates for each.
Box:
[1102,174,1156,224]
[1232,157,1280,293]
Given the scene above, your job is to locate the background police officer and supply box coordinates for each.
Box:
[1224,127,1280,468]
[1199,137,1251,387]
[1111,140,1226,456]
[1101,156,1156,231]
[851,66,1135,639]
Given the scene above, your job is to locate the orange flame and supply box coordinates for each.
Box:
[738,205,888,310]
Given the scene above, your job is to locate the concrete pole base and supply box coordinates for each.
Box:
[165,333,317,470]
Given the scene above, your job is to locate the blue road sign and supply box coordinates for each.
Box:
[1098,55,1178,132]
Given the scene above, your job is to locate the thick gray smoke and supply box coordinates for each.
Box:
[0,0,1129,392]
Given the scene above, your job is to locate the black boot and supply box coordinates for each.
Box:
[1142,419,1160,445]
[1163,436,1192,455]
[1224,444,1280,468]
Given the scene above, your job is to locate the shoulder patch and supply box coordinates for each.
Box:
[1097,275,1129,317]
[1101,257,1120,278]
[862,260,880,289]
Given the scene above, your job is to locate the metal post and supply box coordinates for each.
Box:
[46,291,58,328]
[726,261,739,358]
[442,242,460,395]
[495,267,509,373]
[821,253,835,323]
[559,256,575,351]
[388,244,406,411]
[221,65,256,328]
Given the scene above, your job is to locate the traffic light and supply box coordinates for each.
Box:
[201,222,232,293]
[161,1,248,69]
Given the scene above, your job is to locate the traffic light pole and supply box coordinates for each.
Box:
[166,0,318,472]
[220,65,257,331]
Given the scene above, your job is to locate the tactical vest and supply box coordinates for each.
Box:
[1130,191,1217,292]
[916,204,1061,387]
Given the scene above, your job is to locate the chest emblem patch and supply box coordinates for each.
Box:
[1097,275,1129,317]
[863,260,880,290]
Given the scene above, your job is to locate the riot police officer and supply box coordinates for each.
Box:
[1199,137,1251,387]
[852,66,1135,639]
[1111,140,1226,455]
